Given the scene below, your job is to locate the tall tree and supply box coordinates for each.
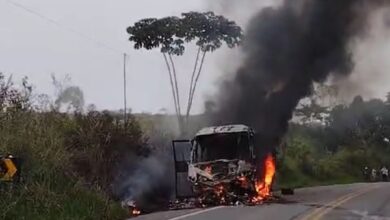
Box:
[127,11,242,134]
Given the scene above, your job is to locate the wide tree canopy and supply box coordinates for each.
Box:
[127,11,242,55]
[127,12,242,135]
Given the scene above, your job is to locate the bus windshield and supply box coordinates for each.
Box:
[192,132,252,163]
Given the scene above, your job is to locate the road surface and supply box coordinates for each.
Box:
[135,182,390,220]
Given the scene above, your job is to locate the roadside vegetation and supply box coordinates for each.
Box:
[0,73,147,220]
[278,87,390,188]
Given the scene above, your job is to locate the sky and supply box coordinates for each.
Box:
[0,0,274,114]
[1,0,390,114]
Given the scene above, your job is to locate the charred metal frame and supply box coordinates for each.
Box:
[172,139,193,199]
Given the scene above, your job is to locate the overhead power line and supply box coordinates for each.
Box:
[5,0,124,55]
[4,0,130,112]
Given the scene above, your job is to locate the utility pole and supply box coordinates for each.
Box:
[123,53,127,128]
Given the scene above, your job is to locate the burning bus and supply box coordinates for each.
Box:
[172,124,275,206]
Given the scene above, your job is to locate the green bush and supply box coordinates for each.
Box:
[0,74,145,219]
[279,130,367,187]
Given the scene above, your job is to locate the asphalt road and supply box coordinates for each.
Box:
[134,182,390,220]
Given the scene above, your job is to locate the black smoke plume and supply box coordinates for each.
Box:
[212,0,390,148]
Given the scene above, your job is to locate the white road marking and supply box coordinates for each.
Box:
[167,206,226,220]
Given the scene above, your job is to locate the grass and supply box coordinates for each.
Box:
[0,102,141,219]
[0,111,129,219]
[0,180,127,220]
[276,128,372,190]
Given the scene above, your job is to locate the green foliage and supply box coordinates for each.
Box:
[295,101,328,123]
[68,111,147,192]
[127,12,242,134]
[0,178,127,220]
[280,94,390,188]
[127,11,242,55]
[0,74,147,219]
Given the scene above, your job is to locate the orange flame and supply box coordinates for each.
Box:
[215,185,224,196]
[131,208,141,216]
[254,154,276,201]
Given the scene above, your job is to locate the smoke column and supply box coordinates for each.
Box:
[212,0,390,148]
[113,151,172,212]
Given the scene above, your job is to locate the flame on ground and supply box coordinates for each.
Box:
[253,154,276,202]
[132,208,141,216]
[128,203,141,216]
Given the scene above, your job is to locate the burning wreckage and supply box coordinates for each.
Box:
[172,124,276,207]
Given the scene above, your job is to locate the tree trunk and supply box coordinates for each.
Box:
[186,51,207,122]
[169,55,181,114]
[168,54,185,134]
[186,47,201,123]
[163,53,181,127]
